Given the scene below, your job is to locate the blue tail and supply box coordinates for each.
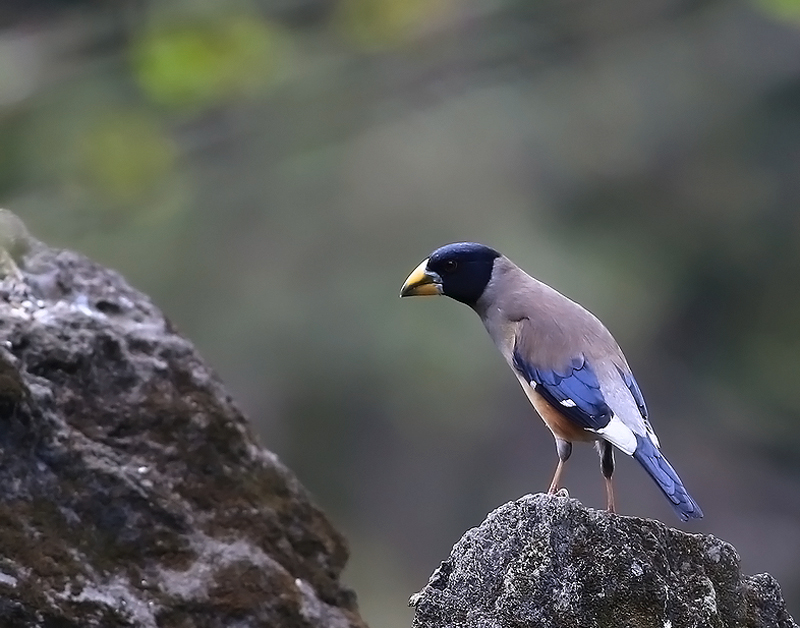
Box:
[632,435,703,521]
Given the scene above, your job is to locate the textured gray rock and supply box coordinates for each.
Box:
[0,214,366,627]
[411,494,796,628]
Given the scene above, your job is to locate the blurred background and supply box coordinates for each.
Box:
[2,0,800,624]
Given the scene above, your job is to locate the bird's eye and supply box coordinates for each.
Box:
[443,260,458,273]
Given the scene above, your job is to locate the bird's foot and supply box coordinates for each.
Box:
[554,487,569,498]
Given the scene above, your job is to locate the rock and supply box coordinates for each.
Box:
[410,494,796,628]
[0,212,367,628]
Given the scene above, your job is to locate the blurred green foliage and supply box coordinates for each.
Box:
[756,0,800,21]
[80,110,176,203]
[133,12,289,109]
[334,0,449,50]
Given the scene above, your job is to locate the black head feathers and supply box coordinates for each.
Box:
[426,242,500,307]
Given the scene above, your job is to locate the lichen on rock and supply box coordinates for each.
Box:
[411,494,797,628]
[0,210,367,628]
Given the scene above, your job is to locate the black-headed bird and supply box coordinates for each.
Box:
[400,242,702,521]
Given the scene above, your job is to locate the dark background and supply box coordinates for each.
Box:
[2,0,800,625]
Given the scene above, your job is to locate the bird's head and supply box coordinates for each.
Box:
[400,242,501,307]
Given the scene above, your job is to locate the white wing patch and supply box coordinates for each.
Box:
[591,415,637,455]
[559,399,577,408]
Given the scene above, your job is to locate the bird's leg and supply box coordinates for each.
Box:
[597,440,615,513]
[547,461,563,494]
[604,478,615,513]
[548,439,572,494]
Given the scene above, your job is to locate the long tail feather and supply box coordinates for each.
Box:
[632,435,703,521]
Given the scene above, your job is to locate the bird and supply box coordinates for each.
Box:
[400,242,702,521]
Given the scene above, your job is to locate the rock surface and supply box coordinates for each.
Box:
[411,494,797,628]
[0,217,367,627]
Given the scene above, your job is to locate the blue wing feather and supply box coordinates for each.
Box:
[512,347,612,431]
[616,364,648,419]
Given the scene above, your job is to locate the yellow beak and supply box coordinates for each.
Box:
[400,259,442,297]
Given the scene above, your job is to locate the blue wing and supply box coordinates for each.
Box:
[512,348,612,431]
